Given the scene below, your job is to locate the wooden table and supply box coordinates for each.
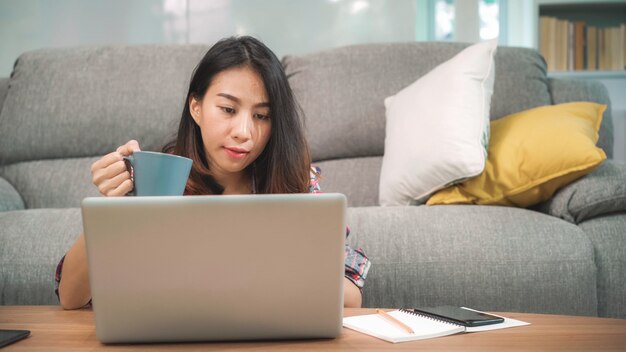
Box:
[1,306,625,351]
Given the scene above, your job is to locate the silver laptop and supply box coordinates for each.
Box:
[81,193,346,343]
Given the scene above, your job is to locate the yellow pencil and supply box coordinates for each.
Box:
[376,309,415,334]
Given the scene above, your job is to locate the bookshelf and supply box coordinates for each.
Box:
[537,0,626,73]
[534,0,626,161]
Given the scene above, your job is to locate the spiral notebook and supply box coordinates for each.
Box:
[343,308,530,343]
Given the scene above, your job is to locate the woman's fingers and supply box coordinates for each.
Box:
[91,140,140,197]
[90,151,123,176]
[98,170,132,197]
[112,178,134,197]
[92,159,129,194]
[117,140,141,156]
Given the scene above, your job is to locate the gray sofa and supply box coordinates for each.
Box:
[1,42,625,319]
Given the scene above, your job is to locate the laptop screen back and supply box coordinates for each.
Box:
[82,193,346,343]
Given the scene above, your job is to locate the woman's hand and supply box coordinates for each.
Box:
[90,140,141,197]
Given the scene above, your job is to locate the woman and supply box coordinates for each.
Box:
[56,36,370,310]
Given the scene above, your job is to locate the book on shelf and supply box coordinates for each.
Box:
[587,26,597,71]
[574,21,585,71]
[539,16,626,72]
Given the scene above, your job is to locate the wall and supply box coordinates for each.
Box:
[0,0,423,78]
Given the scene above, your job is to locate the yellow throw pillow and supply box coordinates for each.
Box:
[427,102,607,207]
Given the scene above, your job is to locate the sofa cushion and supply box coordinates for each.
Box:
[428,102,607,207]
[314,156,382,207]
[1,157,100,209]
[549,78,614,158]
[347,205,597,316]
[284,42,551,161]
[537,160,626,224]
[379,39,496,206]
[0,176,24,211]
[579,214,626,319]
[0,45,208,165]
[0,209,83,305]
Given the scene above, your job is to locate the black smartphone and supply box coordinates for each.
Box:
[411,306,504,327]
[0,329,30,348]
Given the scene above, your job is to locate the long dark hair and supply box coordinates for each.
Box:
[163,36,311,195]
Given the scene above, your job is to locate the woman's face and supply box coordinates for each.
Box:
[190,65,271,179]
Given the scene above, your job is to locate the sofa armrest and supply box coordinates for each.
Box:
[0,175,25,211]
[536,160,626,224]
[0,77,8,115]
[549,78,614,159]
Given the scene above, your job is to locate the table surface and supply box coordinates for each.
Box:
[1,306,626,351]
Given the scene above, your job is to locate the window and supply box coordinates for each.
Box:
[479,0,499,40]
[435,0,455,41]
[434,0,501,42]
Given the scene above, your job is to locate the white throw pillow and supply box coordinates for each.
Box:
[379,39,498,206]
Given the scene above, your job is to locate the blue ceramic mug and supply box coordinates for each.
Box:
[123,151,192,196]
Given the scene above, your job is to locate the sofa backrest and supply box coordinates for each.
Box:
[0,45,208,166]
[0,43,614,209]
[283,42,613,162]
[0,45,211,209]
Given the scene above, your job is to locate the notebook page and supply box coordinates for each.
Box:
[343,310,465,343]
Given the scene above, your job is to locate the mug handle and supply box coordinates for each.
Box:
[122,156,136,196]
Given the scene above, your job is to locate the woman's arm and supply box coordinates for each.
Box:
[58,140,140,309]
[308,167,369,308]
[58,233,91,309]
[343,277,362,308]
